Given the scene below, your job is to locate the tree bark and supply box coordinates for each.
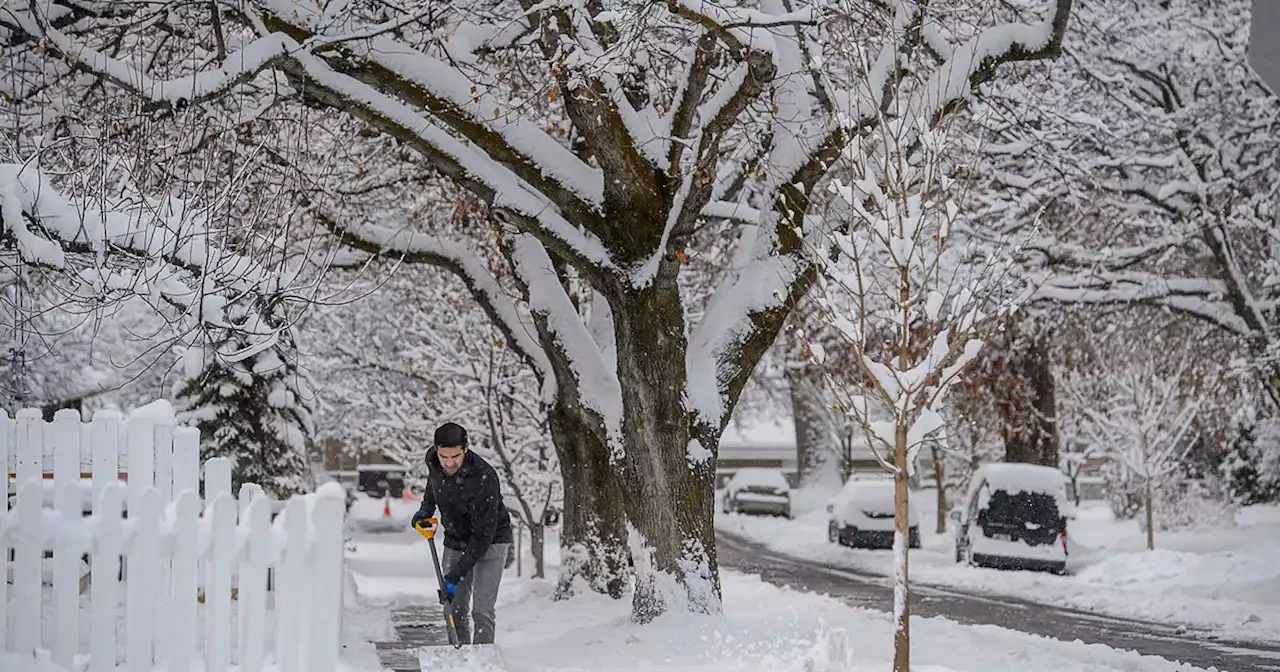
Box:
[893,422,911,672]
[612,283,721,623]
[788,363,838,487]
[931,443,947,534]
[548,401,629,600]
[1144,481,1155,551]
[531,522,546,579]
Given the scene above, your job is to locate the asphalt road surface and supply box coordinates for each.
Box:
[718,530,1280,672]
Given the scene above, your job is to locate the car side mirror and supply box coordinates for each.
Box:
[948,509,962,524]
[826,504,834,513]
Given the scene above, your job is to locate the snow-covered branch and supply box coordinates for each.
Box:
[314,211,554,398]
[0,163,280,349]
[7,1,621,284]
[507,234,624,456]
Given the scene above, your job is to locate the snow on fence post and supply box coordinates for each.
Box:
[14,408,41,490]
[168,490,202,672]
[237,496,272,672]
[307,482,347,672]
[90,409,121,508]
[205,493,236,672]
[89,484,125,672]
[52,409,82,669]
[12,408,43,656]
[153,419,174,667]
[126,487,162,671]
[276,497,308,672]
[173,427,200,495]
[154,421,174,503]
[52,484,82,668]
[12,478,42,657]
[125,415,155,515]
[52,409,80,496]
[236,481,265,663]
[205,456,233,507]
[0,412,11,652]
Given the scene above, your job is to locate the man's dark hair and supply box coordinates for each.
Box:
[434,422,468,449]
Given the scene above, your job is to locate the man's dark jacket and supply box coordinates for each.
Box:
[417,446,513,584]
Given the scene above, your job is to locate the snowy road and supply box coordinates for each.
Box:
[717,530,1280,672]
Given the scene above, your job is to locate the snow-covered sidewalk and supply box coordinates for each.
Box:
[716,487,1280,644]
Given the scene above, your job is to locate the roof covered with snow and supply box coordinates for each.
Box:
[720,417,796,448]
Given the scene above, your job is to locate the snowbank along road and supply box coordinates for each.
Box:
[717,530,1280,672]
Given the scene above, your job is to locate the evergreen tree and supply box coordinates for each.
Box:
[175,302,315,499]
[1220,407,1264,506]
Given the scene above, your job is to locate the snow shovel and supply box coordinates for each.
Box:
[414,519,463,649]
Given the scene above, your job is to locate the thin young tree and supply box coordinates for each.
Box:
[1072,360,1203,550]
[805,89,1035,670]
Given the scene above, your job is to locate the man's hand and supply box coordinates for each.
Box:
[438,578,458,605]
[411,509,433,528]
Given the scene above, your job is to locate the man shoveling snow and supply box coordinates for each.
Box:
[411,422,514,646]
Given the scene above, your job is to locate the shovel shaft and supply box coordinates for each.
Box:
[416,521,462,649]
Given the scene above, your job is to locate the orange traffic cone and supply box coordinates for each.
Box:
[382,494,392,518]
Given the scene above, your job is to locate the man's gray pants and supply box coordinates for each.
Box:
[442,542,509,645]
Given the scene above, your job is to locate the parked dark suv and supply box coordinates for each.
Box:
[951,463,1071,574]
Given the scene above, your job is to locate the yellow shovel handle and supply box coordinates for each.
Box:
[414,518,439,540]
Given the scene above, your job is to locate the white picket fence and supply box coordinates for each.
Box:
[0,407,346,672]
[4,406,201,510]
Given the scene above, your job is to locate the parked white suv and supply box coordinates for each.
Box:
[951,463,1072,575]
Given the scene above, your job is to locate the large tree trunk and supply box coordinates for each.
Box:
[611,283,721,623]
[994,321,1060,467]
[549,401,629,600]
[788,363,840,487]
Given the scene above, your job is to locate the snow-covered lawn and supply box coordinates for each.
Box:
[716,486,1280,643]
[347,494,1212,672]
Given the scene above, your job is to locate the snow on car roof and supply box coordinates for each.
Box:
[836,478,901,505]
[974,462,1069,500]
[727,467,790,489]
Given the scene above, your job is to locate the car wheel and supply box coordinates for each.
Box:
[1051,562,1068,576]
[828,520,839,544]
[954,541,963,563]
[909,528,921,549]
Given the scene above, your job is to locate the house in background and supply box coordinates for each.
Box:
[1251,0,1280,92]
[717,418,799,487]
[715,415,933,488]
